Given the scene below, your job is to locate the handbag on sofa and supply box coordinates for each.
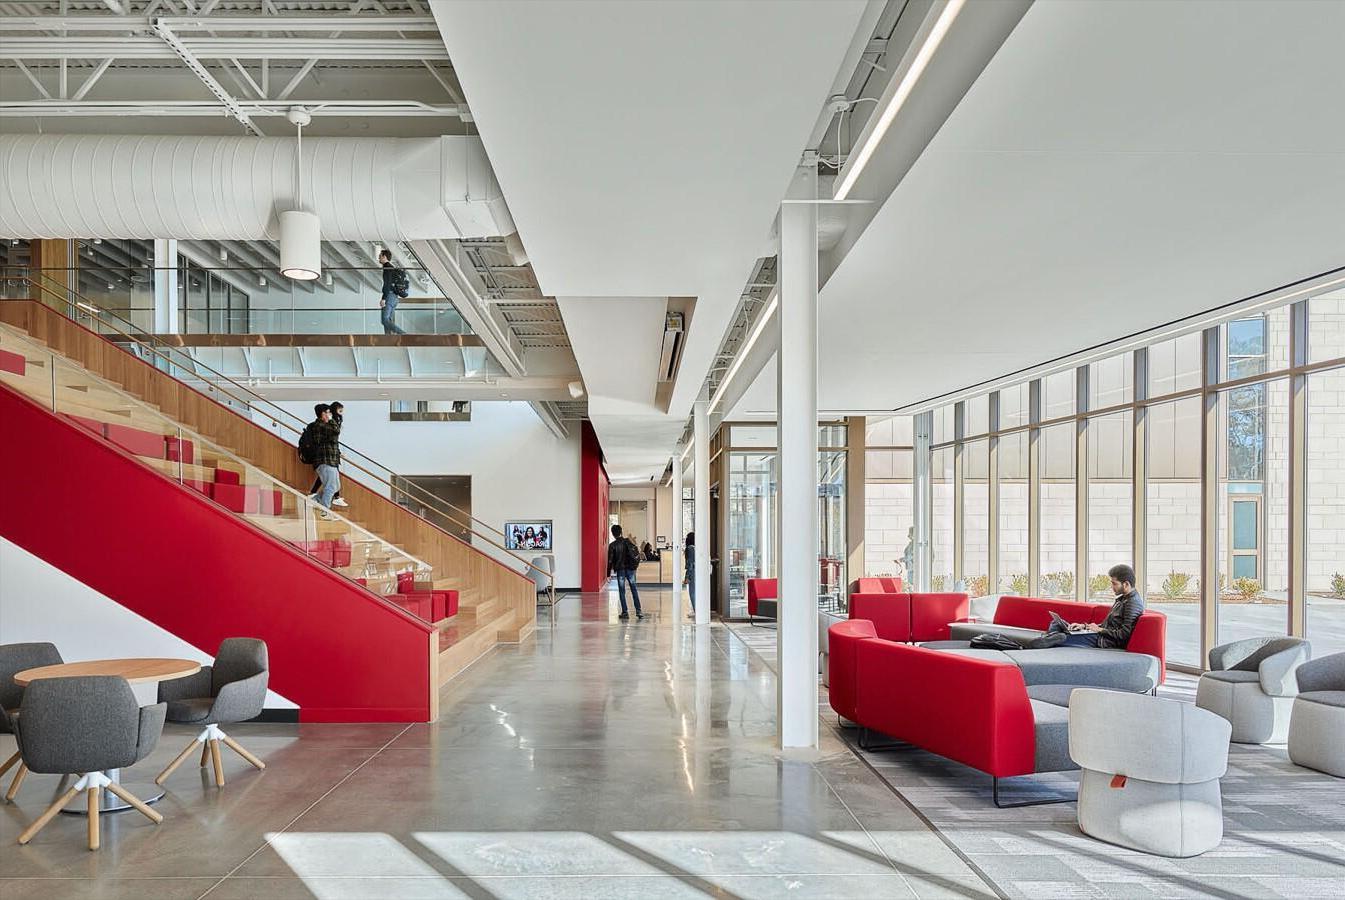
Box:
[970,633,1023,651]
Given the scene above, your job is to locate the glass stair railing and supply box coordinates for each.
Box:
[0,324,439,621]
[3,271,540,586]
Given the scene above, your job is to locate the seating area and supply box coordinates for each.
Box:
[2,639,269,851]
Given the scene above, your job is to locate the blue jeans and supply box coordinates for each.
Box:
[615,569,641,615]
[315,464,341,509]
[380,289,406,334]
[686,562,695,610]
[1047,620,1102,647]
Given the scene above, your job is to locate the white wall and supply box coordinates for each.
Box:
[0,538,295,708]
[277,400,583,588]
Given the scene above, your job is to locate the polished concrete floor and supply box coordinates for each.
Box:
[0,588,999,899]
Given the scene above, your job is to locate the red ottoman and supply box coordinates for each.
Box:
[210,481,247,513]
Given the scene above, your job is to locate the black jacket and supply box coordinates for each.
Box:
[306,419,342,468]
[381,261,396,293]
[1097,590,1145,649]
[607,538,639,575]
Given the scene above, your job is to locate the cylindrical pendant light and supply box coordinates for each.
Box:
[279,107,321,281]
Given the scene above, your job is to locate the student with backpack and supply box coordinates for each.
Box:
[378,248,410,335]
[304,401,347,507]
[298,404,342,514]
[606,524,644,620]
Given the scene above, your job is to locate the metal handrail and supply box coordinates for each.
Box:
[6,273,538,576]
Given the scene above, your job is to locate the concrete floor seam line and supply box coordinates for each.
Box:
[837,728,1012,900]
[193,722,415,900]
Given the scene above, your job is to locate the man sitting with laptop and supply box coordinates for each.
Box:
[1030,564,1145,649]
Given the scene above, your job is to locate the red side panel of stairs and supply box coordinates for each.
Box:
[0,385,433,722]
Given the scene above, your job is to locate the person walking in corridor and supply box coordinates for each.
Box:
[683,532,696,618]
[378,248,409,335]
[607,524,644,620]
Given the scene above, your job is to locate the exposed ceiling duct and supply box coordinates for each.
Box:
[0,133,515,241]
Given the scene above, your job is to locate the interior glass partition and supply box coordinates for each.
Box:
[726,451,777,618]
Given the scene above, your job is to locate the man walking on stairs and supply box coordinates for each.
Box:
[307,401,348,507]
[301,404,343,514]
[607,524,644,620]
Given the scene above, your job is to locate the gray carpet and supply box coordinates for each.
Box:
[725,622,1345,900]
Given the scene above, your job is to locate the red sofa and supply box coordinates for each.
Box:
[828,621,1090,806]
[958,596,1167,682]
[848,588,969,643]
[747,577,777,622]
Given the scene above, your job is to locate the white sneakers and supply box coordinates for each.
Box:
[332,498,350,508]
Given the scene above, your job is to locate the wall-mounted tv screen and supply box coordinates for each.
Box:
[505,521,553,551]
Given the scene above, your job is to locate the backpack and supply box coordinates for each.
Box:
[389,267,410,298]
[298,422,319,465]
[621,538,641,570]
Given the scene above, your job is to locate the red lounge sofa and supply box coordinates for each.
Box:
[951,596,1167,682]
[848,588,969,643]
[828,622,1081,807]
[747,578,777,623]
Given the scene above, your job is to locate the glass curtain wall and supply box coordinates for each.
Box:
[864,415,914,581]
[903,281,1343,670]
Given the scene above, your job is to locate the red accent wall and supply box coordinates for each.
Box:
[0,386,434,722]
[579,422,610,592]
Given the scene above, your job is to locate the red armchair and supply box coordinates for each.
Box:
[746,578,778,623]
[826,618,877,722]
[847,591,969,643]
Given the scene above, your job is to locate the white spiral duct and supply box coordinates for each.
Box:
[0,133,515,240]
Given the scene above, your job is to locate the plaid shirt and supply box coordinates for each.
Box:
[309,419,342,468]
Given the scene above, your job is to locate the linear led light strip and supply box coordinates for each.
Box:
[710,288,779,413]
[833,0,966,201]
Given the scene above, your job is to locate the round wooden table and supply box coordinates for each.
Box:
[13,658,201,814]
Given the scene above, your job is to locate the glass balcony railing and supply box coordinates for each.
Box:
[1,271,538,582]
[0,263,470,336]
[0,324,437,618]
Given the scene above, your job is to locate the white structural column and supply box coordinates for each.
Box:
[776,177,819,750]
[671,449,684,619]
[152,238,179,334]
[693,401,711,627]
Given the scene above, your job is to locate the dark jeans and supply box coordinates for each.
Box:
[1047,620,1102,648]
[615,569,641,615]
[380,288,406,335]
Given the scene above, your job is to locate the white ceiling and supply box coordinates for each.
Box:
[817,0,1345,411]
[432,0,870,480]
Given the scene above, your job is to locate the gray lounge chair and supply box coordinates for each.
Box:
[155,638,269,788]
[0,641,63,801]
[14,675,166,850]
[1287,652,1345,777]
[1195,636,1309,743]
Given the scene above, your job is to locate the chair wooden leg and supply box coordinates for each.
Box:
[87,787,100,850]
[0,750,20,779]
[221,734,265,771]
[201,742,211,768]
[209,739,225,787]
[105,783,163,825]
[6,763,28,802]
[17,785,80,845]
[156,739,201,785]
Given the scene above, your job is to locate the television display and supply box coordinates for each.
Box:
[505,521,553,551]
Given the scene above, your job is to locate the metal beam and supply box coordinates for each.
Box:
[0,100,462,118]
[71,58,114,101]
[0,36,448,60]
[276,58,317,100]
[3,15,437,32]
[12,61,51,100]
[152,21,262,135]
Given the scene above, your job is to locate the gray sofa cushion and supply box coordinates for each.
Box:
[1201,669,1261,684]
[1027,683,1128,708]
[1005,648,1159,692]
[1297,690,1345,709]
[1030,700,1076,773]
[948,622,1042,645]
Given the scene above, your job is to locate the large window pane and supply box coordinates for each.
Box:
[1149,332,1202,397]
[1309,289,1345,364]
[931,447,954,590]
[866,415,913,447]
[1088,411,1133,599]
[1216,381,1289,646]
[998,432,1029,593]
[932,405,955,445]
[1044,371,1075,421]
[865,449,913,580]
[819,449,847,608]
[1307,367,1345,657]
[965,395,989,437]
[1146,397,1202,666]
[1090,352,1134,409]
[963,440,989,596]
[1039,422,1076,598]
[1000,384,1030,429]
[727,452,777,618]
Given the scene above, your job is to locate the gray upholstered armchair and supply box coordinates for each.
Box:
[1287,652,1345,777]
[1195,637,1310,743]
[0,641,63,802]
[155,638,269,788]
[14,675,166,850]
